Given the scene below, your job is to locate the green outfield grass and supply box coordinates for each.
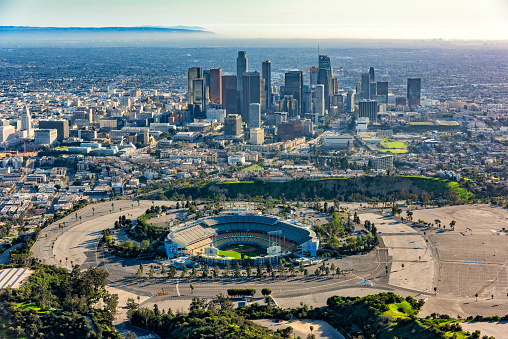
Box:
[409,121,434,126]
[219,244,267,258]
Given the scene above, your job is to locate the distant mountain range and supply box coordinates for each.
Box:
[0,26,211,33]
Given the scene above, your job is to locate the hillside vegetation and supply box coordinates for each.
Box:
[165,176,471,203]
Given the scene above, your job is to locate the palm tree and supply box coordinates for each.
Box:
[79,216,82,223]
[475,293,478,301]
[450,220,456,230]
[92,207,95,216]
[112,202,114,211]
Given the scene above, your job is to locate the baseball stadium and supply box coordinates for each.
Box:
[164,210,319,263]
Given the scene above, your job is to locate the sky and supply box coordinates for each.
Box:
[1,0,508,40]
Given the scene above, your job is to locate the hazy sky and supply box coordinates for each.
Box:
[1,0,508,40]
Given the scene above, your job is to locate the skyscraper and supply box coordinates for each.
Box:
[284,70,304,116]
[39,119,69,141]
[242,72,261,124]
[369,67,375,82]
[317,55,333,109]
[187,67,202,105]
[209,68,222,104]
[249,103,261,128]
[192,78,207,118]
[359,100,378,123]
[345,91,355,113]
[261,60,272,112]
[309,66,319,87]
[361,73,371,100]
[314,84,325,124]
[407,78,421,107]
[224,114,242,137]
[236,51,248,92]
[222,75,237,114]
[376,81,389,105]
[21,106,33,138]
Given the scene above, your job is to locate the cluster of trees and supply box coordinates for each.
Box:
[227,288,256,297]
[128,295,294,338]
[114,215,132,229]
[0,265,119,338]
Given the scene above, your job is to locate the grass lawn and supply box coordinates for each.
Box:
[380,149,408,154]
[242,164,263,172]
[218,250,243,259]
[437,120,459,126]
[380,141,407,149]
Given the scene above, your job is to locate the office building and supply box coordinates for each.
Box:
[187,67,202,105]
[359,100,378,123]
[35,129,58,145]
[345,91,355,113]
[371,155,393,170]
[21,106,33,138]
[224,114,242,137]
[309,66,319,87]
[361,73,371,100]
[279,95,299,118]
[277,120,302,141]
[369,67,375,82]
[206,107,226,123]
[222,75,237,114]
[267,112,287,126]
[39,120,69,141]
[209,68,222,104]
[249,103,261,128]
[236,51,248,92]
[242,72,261,124]
[314,84,325,123]
[323,133,354,149]
[0,125,15,143]
[407,78,421,107]
[250,127,264,145]
[376,81,389,105]
[396,97,407,106]
[283,70,304,116]
[192,78,207,118]
[317,55,333,109]
[261,60,272,111]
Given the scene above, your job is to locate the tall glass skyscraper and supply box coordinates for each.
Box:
[407,78,421,107]
[317,55,333,110]
[261,60,272,112]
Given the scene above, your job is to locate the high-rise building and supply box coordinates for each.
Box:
[21,106,33,138]
[224,114,242,137]
[39,120,69,141]
[371,155,393,170]
[309,66,319,87]
[209,68,222,104]
[242,72,261,124]
[187,67,202,105]
[221,75,237,114]
[361,73,371,100]
[0,124,15,143]
[359,100,378,123]
[279,96,299,118]
[314,84,325,120]
[345,91,355,112]
[203,69,210,99]
[283,70,303,116]
[369,67,375,82]
[250,127,264,145]
[317,55,333,109]
[407,78,421,107]
[261,60,272,111]
[236,51,248,92]
[35,129,58,145]
[376,81,389,105]
[192,78,207,118]
[277,119,303,141]
[249,103,261,128]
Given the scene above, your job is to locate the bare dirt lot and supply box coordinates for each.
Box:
[253,319,345,339]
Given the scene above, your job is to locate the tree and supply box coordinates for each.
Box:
[336,267,341,276]
[191,268,197,278]
[234,261,241,278]
[92,207,95,216]
[202,264,209,278]
[190,284,194,294]
[112,202,114,211]
[149,265,154,279]
[223,262,230,277]
[450,220,456,230]
[257,262,263,277]
[168,267,177,278]
[213,265,220,278]
[475,293,478,302]
[261,288,272,296]
[180,266,187,278]
[246,264,252,277]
